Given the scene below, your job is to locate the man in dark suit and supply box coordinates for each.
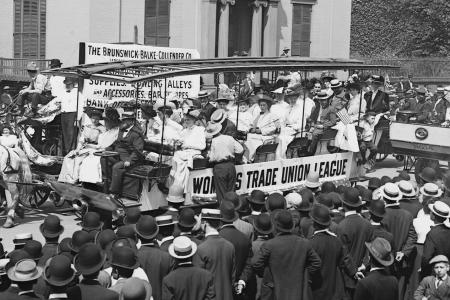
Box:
[415,255,450,300]
[309,204,357,300]
[163,236,216,300]
[38,215,64,267]
[135,216,174,300]
[336,188,374,298]
[252,210,321,300]
[42,255,76,300]
[219,202,256,300]
[104,111,145,197]
[421,201,450,277]
[155,215,177,252]
[368,200,394,246]
[198,90,216,122]
[354,237,398,300]
[379,183,417,299]
[68,243,119,300]
[177,208,202,245]
[364,75,389,113]
[193,209,236,300]
[398,180,421,218]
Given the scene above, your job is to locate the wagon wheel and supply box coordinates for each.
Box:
[375,153,388,162]
[19,185,51,209]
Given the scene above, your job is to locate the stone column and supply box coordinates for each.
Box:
[263,0,279,57]
[217,0,235,57]
[250,0,267,57]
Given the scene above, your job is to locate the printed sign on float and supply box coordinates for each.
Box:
[78,42,200,110]
[187,152,354,200]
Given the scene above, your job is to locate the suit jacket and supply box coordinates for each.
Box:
[233,219,254,241]
[404,98,418,111]
[221,119,237,139]
[252,233,322,300]
[364,90,389,113]
[336,214,374,288]
[162,263,216,300]
[415,100,433,123]
[67,279,119,300]
[202,103,216,122]
[414,275,450,300]
[12,291,42,299]
[193,234,236,300]
[310,231,355,300]
[399,198,422,218]
[434,98,449,123]
[371,223,394,247]
[354,269,398,300]
[309,103,337,129]
[422,224,450,276]
[107,125,144,164]
[382,206,417,256]
[138,244,174,300]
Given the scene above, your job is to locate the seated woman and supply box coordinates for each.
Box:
[170,109,206,190]
[58,109,107,183]
[276,88,312,159]
[244,95,278,162]
[0,126,19,149]
[228,99,253,133]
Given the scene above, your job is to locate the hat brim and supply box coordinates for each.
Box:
[252,220,274,235]
[310,213,331,226]
[419,187,443,198]
[111,259,140,270]
[7,265,43,282]
[428,204,450,219]
[247,196,265,206]
[342,198,363,208]
[305,181,321,189]
[82,222,104,232]
[168,241,197,259]
[274,222,295,233]
[135,226,159,241]
[418,173,434,183]
[365,242,394,267]
[380,191,402,202]
[39,223,64,239]
[166,195,185,204]
[221,211,239,223]
[74,251,107,276]
[43,263,75,287]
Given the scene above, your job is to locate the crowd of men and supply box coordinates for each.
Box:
[2,166,450,299]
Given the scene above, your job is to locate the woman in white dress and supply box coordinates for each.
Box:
[346,82,366,122]
[244,95,277,162]
[58,110,107,183]
[170,110,206,191]
[0,126,19,149]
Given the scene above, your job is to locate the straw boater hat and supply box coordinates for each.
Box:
[419,183,443,198]
[210,109,227,124]
[155,215,178,227]
[13,233,33,247]
[396,180,417,198]
[200,208,222,220]
[365,237,394,267]
[428,201,450,219]
[380,183,402,202]
[168,236,197,260]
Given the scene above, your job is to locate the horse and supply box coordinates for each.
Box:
[0,144,33,228]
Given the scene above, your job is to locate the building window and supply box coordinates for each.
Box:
[13,0,46,59]
[291,3,312,57]
[144,0,170,46]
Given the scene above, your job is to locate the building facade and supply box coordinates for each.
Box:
[0,0,351,67]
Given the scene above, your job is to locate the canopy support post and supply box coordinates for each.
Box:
[159,78,167,166]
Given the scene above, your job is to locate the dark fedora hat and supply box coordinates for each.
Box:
[309,203,331,226]
[220,201,238,223]
[140,104,157,118]
[368,177,382,191]
[316,193,334,209]
[321,181,336,194]
[95,229,116,250]
[23,240,43,261]
[178,208,197,228]
[81,212,103,232]
[123,207,141,225]
[266,193,286,212]
[116,225,137,241]
[74,243,106,276]
[248,190,266,205]
[69,231,91,253]
[237,195,251,215]
[342,188,362,207]
[43,255,75,287]
[110,246,139,270]
[49,59,62,68]
[365,237,394,267]
[135,216,159,240]
[419,167,437,183]
[40,215,64,238]
[380,176,392,185]
[369,200,386,218]
[369,75,385,85]
[273,210,295,233]
[253,213,273,235]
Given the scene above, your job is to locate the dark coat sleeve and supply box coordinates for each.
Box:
[339,243,356,277]
[252,242,270,278]
[306,243,322,275]
[239,247,255,283]
[401,223,418,257]
[128,130,145,164]
[354,281,370,300]
[206,273,217,300]
[421,232,437,276]
[414,277,430,300]
[162,277,175,300]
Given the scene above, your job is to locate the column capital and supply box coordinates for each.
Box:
[218,0,235,6]
[250,0,268,8]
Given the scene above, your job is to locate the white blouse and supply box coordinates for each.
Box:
[178,125,206,151]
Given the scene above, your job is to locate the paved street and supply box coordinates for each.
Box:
[0,156,406,253]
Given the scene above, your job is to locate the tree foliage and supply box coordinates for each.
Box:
[351,0,450,58]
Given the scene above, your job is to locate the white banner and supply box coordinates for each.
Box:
[187,152,355,199]
[79,42,200,109]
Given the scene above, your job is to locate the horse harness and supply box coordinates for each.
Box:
[0,145,19,174]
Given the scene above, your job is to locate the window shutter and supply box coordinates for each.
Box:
[144,0,170,47]
[291,4,311,57]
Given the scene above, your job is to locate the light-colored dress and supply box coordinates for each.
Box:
[170,125,206,191]
[347,94,367,122]
[245,112,277,161]
[228,110,253,133]
[58,124,110,184]
[0,135,19,148]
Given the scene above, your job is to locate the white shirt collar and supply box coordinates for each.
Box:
[221,224,235,229]
[18,290,35,295]
[158,236,174,245]
[370,221,381,226]
[385,203,400,208]
[205,229,219,237]
[49,293,68,299]
[251,211,261,216]
[370,267,385,272]
[344,211,358,217]
[313,229,336,237]
[438,274,448,281]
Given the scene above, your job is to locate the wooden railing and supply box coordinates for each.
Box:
[0,57,52,81]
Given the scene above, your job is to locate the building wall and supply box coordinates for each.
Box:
[119,0,145,44]
[169,0,202,53]
[0,0,14,58]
